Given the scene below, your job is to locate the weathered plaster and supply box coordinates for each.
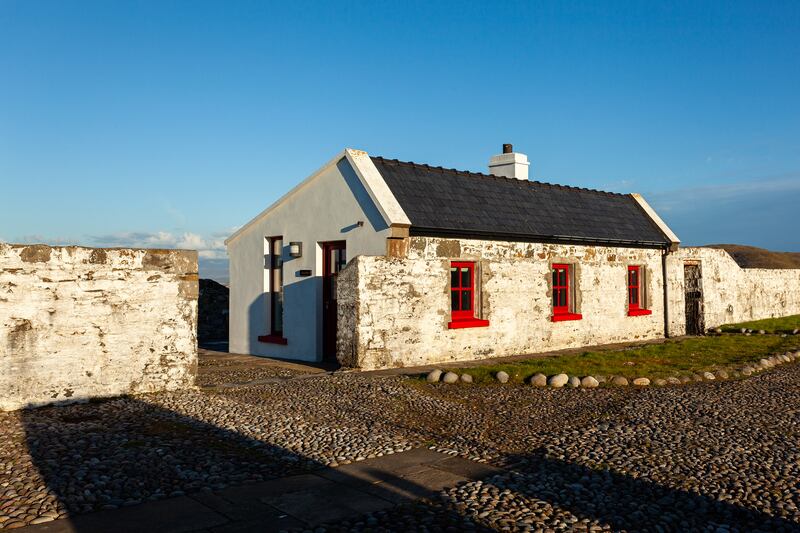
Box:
[667,247,800,336]
[338,236,665,370]
[0,244,198,411]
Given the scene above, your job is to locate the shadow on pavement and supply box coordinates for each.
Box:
[12,397,800,532]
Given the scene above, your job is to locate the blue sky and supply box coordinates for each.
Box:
[2,1,799,282]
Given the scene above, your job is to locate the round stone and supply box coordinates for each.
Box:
[667,377,682,385]
[632,377,650,386]
[495,371,510,383]
[702,372,716,380]
[653,378,667,386]
[760,358,773,368]
[426,369,443,383]
[758,330,766,335]
[460,373,473,383]
[740,367,753,376]
[793,328,799,335]
[548,373,569,388]
[442,372,459,384]
[567,376,581,388]
[530,373,547,387]
[715,327,722,334]
[714,370,729,380]
[740,328,747,334]
[580,376,599,388]
[610,376,628,386]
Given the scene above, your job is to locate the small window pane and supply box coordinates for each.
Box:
[559,289,567,307]
[450,267,459,288]
[460,267,471,288]
[461,290,472,311]
[553,289,559,307]
[629,288,638,304]
[552,270,558,286]
[630,269,638,285]
[560,269,567,286]
[451,290,460,311]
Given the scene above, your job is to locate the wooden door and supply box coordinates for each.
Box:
[322,241,347,361]
[684,263,705,335]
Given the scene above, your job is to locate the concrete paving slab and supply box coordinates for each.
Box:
[19,496,227,533]
[432,456,505,480]
[261,484,394,527]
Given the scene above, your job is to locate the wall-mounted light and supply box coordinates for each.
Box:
[289,241,302,258]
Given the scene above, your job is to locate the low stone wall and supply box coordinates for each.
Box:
[667,248,800,336]
[0,244,198,411]
[338,236,666,370]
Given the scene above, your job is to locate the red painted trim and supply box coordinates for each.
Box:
[450,261,481,323]
[551,312,582,322]
[552,263,571,316]
[448,318,490,329]
[258,334,288,345]
[627,309,653,317]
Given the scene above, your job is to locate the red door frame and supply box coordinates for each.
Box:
[322,241,346,361]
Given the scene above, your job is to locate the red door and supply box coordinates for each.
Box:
[322,241,346,361]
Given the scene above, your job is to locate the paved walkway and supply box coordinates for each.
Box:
[18,448,503,533]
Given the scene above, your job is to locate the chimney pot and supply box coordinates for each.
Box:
[503,143,513,154]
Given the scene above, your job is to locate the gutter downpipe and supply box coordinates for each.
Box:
[662,245,672,338]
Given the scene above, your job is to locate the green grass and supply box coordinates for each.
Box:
[454,335,799,384]
[720,314,800,334]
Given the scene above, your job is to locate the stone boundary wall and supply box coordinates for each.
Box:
[338,236,666,370]
[667,247,800,336]
[0,244,198,411]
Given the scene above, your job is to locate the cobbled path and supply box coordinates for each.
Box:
[1,362,799,532]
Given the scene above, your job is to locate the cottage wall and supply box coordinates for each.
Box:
[0,244,198,411]
[227,157,391,361]
[338,236,666,370]
[667,247,800,336]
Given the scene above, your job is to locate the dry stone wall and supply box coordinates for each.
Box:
[338,236,666,370]
[0,244,198,411]
[667,247,800,336]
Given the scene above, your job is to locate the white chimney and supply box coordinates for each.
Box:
[488,143,530,180]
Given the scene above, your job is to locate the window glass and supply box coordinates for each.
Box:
[460,267,471,288]
[451,290,460,311]
[450,267,459,288]
[461,291,472,311]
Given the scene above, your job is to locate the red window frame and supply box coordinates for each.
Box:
[627,265,652,316]
[448,261,489,329]
[551,264,582,322]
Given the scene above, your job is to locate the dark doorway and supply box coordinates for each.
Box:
[684,263,705,335]
[322,241,346,361]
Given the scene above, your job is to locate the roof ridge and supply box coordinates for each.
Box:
[370,156,627,197]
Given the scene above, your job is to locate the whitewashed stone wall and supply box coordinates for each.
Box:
[0,244,198,411]
[667,247,800,336]
[338,236,666,370]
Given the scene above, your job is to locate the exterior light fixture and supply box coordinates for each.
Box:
[289,242,302,258]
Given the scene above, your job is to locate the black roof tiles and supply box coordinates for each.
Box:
[371,156,672,248]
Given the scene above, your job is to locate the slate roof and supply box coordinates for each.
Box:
[372,157,672,247]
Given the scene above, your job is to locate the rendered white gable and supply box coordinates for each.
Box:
[225,148,410,247]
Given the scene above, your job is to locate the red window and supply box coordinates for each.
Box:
[627,265,652,316]
[551,264,582,322]
[448,262,489,329]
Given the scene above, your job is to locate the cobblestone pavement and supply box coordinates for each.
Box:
[2,360,799,532]
[196,349,327,387]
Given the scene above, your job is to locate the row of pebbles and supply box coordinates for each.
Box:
[425,349,800,390]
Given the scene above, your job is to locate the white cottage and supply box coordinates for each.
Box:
[226,145,800,369]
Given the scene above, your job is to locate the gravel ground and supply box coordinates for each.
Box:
[1,360,799,531]
[196,358,307,387]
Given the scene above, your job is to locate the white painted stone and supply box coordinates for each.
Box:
[495,371,509,383]
[460,373,473,383]
[567,376,581,388]
[530,373,547,387]
[702,372,716,380]
[632,377,650,386]
[426,369,442,383]
[0,244,197,411]
[580,376,599,388]
[442,371,459,384]
[548,374,569,388]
